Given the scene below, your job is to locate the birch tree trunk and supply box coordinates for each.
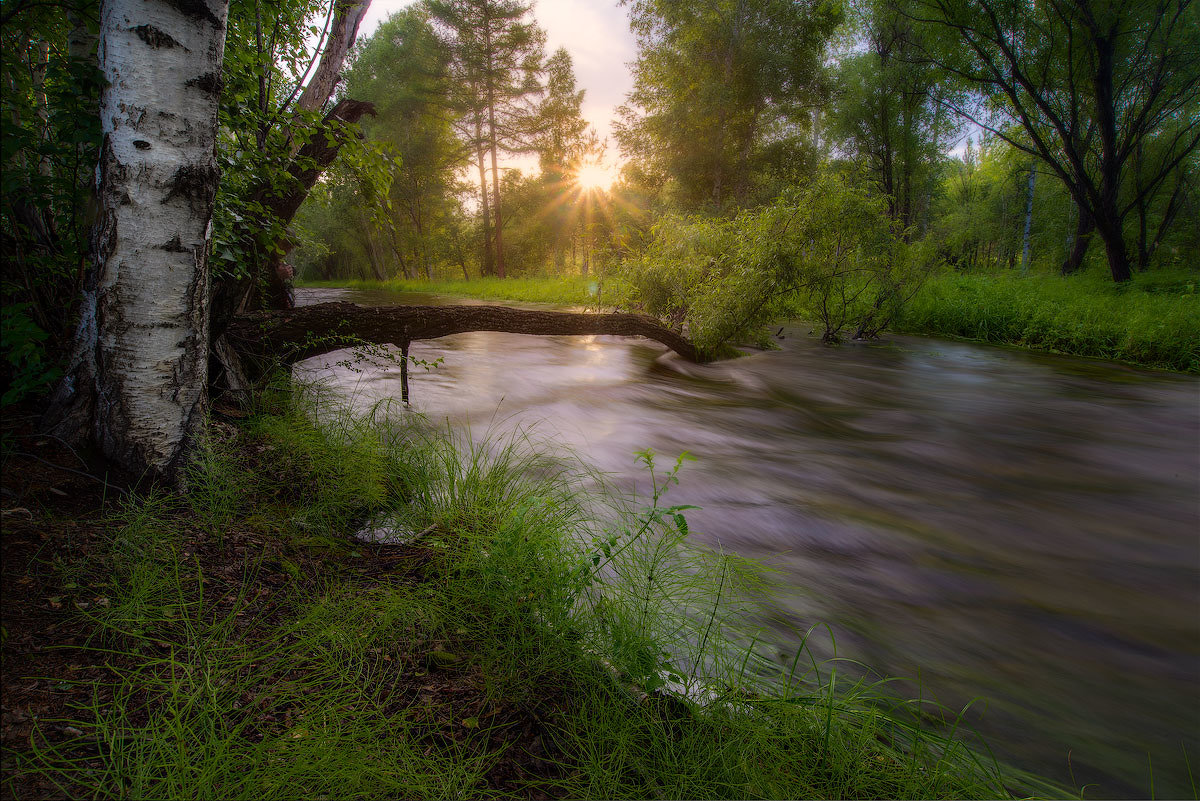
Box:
[46,0,229,481]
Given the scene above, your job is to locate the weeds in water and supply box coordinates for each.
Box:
[12,387,1072,799]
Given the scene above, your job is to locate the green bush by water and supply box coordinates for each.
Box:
[11,384,1068,799]
[896,269,1200,372]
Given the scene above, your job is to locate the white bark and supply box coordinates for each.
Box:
[295,0,370,114]
[75,0,229,478]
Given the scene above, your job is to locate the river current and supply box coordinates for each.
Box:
[296,286,1199,797]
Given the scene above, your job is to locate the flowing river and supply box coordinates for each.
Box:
[296,286,1199,798]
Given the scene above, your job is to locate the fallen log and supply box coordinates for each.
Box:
[223,302,708,399]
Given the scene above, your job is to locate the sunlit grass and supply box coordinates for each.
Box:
[299,276,598,307]
[895,268,1200,372]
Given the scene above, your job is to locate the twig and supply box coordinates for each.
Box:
[10,451,116,490]
[13,432,90,470]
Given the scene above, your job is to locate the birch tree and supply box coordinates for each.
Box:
[47,0,230,480]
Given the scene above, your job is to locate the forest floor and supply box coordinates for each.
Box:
[1,394,1059,800]
[0,408,569,800]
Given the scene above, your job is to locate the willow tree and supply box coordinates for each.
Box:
[914,0,1200,281]
[342,7,465,281]
[48,0,230,479]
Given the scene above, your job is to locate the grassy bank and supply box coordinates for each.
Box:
[895,269,1200,373]
[299,276,597,307]
[2,386,1063,800]
[302,268,1199,373]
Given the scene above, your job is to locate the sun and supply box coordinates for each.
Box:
[575,162,617,192]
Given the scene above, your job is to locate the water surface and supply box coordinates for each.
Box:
[297,287,1200,797]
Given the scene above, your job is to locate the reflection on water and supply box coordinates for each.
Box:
[297,287,1200,797]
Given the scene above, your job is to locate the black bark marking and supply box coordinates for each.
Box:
[164,0,221,27]
[133,140,151,150]
[163,164,220,210]
[132,25,184,49]
[186,72,222,95]
[161,235,188,252]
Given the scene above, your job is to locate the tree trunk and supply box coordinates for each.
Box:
[361,215,387,280]
[225,302,707,381]
[1061,203,1095,274]
[210,99,376,335]
[1096,216,1133,282]
[1138,167,1187,270]
[1020,164,1035,274]
[489,138,507,279]
[45,0,229,481]
[294,0,370,114]
[475,135,494,276]
[1091,31,1132,283]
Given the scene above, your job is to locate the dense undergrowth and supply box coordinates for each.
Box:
[9,384,1066,800]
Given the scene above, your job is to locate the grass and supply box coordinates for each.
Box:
[5,381,1071,800]
[895,268,1200,373]
[302,267,1199,373]
[298,276,598,307]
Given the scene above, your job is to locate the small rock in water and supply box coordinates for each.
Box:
[352,514,423,545]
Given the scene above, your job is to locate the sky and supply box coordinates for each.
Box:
[359,0,638,152]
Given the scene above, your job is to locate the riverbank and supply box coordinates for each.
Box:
[300,269,1200,373]
[894,270,1199,373]
[1,389,1060,800]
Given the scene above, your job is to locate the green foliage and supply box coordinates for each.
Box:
[613,173,934,353]
[897,269,1200,372]
[0,303,63,407]
[428,0,548,277]
[1,3,104,376]
[911,0,1200,281]
[210,0,328,282]
[212,0,395,294]
[829,0,962,230]
[617,0,841,211]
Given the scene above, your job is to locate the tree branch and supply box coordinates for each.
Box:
[226,302,708,375]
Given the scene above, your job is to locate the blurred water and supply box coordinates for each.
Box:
[297,287,1200,797]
